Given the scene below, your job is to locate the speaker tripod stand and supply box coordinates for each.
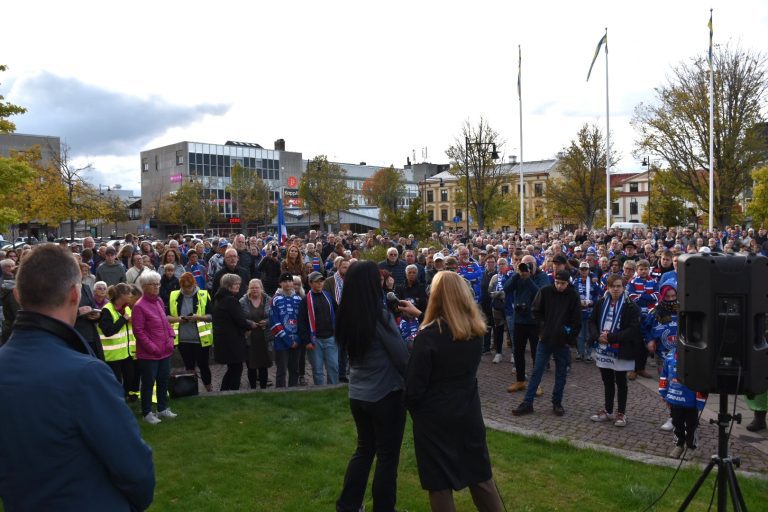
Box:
[678,393,748,511]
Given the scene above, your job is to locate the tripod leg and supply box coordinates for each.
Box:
[678,459,717,512]
[724,461,748,512]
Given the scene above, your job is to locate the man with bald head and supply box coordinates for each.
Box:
[503,255,550,395]
[210,248,249,299]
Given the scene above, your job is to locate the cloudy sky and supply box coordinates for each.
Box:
[2,0,767,192]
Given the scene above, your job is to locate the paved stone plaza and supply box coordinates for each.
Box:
[203,348,768,475]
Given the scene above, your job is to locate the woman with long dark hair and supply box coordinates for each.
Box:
[336,260,420,512]
[405,271,504,511]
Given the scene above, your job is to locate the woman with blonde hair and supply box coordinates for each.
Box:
[405,271,503,512]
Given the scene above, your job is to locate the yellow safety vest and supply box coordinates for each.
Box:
[97,303,133,362]
[169,289,213,347]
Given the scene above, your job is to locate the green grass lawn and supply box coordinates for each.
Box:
[135,388,768,511]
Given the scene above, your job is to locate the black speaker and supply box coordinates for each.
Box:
[169,372,199,398]
[677,253,768,395]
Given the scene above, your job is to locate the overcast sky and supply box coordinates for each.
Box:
[2,0,767,192]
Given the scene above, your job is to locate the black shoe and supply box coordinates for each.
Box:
[512,401,534,416]
[339,376,349,383]
[553,404,565,416]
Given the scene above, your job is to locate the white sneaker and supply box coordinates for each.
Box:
[144,412,161,425]
[492,353,503,364]
[510,354,515,363]
[157,408,178,419]
[614,413,627,427]
[590,409,615,422]
[661,417,674,431]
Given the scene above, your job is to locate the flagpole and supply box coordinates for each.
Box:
[708,9,714,232]
[518,44,525,234]
[604,27,611,230]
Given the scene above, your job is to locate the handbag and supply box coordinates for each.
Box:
[169,371,199,398]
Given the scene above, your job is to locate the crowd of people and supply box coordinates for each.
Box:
[1,223,767,510]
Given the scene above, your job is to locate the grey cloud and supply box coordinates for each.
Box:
[9,72,229,156]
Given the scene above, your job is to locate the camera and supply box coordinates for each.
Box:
[514,303,529,314]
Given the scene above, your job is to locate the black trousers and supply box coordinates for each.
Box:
[492,321,505,355]
[513,323,539,382]
[599,367,628,414]
[107,358,135,398]
[178,343,211,386]
[337,391,406,512]
[671,405,700,448]
[246,362,269,389]
[275,348,299,387]
[220,362,243,391]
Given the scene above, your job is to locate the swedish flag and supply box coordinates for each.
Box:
[587,34,607,82]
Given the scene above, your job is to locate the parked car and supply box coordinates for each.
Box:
[14,236,39,245]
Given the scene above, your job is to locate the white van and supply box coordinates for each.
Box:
[610,222,647,231]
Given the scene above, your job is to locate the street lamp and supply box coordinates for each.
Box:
[464,137,499,235]
[642,157,653,227]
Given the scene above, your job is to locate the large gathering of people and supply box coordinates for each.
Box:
[1,223,767,510]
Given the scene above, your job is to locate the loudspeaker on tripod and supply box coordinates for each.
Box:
[678,253,768,395]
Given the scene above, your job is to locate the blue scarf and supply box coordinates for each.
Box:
[599,292,625,334]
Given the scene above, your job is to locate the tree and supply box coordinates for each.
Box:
[545,123,618,230]
[445,118,504,230]
[362,166,406,221]
[747,165,768,226]
[299,156,352,232]
[13,147,69,227]
[101,194,130,236]
[0,152,34,229]
[385,198,432,239]
[49,144,99,239]
[0,65,26,134]
[641,169,691,227]
[158,180,222,229]
[633,46,768,227]
[227,162,272,227]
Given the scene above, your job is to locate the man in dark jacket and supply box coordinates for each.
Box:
[512,269,581,417]
[379,247,407,287]
[0,244,155,511]
[211,248,250,300]
[503,256,550,394]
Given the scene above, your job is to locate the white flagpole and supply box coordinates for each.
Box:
[604,27,611,229]
[708,9,714,232]
[518,45,525,234]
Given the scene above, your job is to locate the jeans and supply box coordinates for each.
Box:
[338,348,349,380]
[337,391,406,512]
[512,323,538,382]
[275,348,299,387]
[139,357,171,416]
[576,321,591,358]
[524,343,570,405]
[309,336,339,385]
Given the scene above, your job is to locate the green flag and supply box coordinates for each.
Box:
[586,34,607,82]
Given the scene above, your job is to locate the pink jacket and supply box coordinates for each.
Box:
[132,294,175,360]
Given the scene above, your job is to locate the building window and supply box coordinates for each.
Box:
[427,190,434,203]
[534,183,544,197]
[612,202,620,215]
[154,155,159,171]
[501,185,509,195]
[517,184,526,196]
[441,209,448,221]
[440,189,448,202]
[427,209,434,222]
[629,182,639,193]
[176,150,184,166]
[142,158,148,172]
[455,209,462,220]
[630,201,638,215]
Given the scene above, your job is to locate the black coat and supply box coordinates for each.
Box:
[395,280,428,314]
[405,322,492,491]
[532,284,582,348]
[588,296,643,361]
[212,290,251,364]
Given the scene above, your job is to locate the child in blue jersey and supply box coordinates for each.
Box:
[646,281,679,431]
[659,345,707,458]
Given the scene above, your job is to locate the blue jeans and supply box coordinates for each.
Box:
[576,320,591,358]
[523,343,570,406]
[310,336,340,385]
[139,357,170,416]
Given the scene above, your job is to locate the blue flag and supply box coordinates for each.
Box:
[277,194,287,245]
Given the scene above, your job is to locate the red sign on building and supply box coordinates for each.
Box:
[287,176,298,188]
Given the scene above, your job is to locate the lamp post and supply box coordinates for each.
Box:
[464,137,499,236]
[642,157,653,227]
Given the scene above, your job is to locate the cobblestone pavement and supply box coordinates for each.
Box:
[192,347,768,475]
